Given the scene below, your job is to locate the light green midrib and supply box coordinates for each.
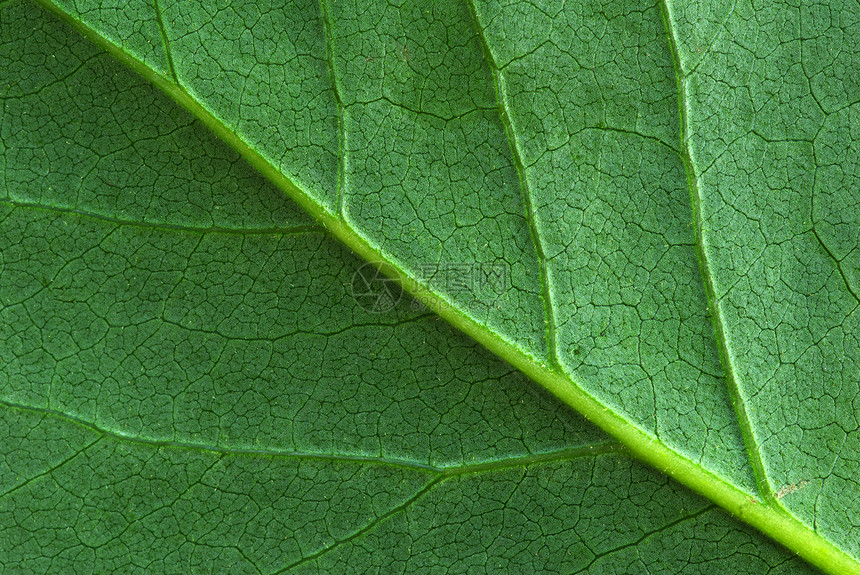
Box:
[658,0,776,505]
[0,399,622,479]
[26,2,860,574]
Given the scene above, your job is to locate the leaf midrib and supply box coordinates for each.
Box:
[26,2,860,573]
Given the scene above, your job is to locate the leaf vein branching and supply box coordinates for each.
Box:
[26,2,860,572]
[271,478,442,575]
[273,444,621,575]
[684,0,738,77]
[577,504,717,572]
[659,0,776,504]
[812,228,860,304]
[152,0,179,85]
[465,0,559,370]
[583,124,681,156]
[0,435,102,499]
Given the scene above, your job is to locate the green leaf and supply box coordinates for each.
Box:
[1,4,820,573]
[1,0,857,572]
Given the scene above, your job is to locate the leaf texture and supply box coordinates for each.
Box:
[1,0,858,572]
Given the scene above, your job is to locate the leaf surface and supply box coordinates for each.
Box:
[2,0,858,572]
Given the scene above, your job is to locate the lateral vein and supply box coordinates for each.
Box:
[465,0,559,370]
[659,0,776,504]
[152,0,179,85]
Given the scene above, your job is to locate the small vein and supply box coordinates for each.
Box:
[271,478,442,574]
[1,83,8,200]
[0,53,99,98]
[813,433,847,531]
[159,311,440,341]
[685,0,738,77]
[0,436,103,499]
[346,94,495,123]
[271,442,622,574]
[660,0,776,504]
[317,0,347,219]
[439,442,623,476]
[812,228,860,304]
[0,198,322,236]
[0,398,439,472]
[576,504,717,572]
[466,0,559,370]
[584,123,681,155]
